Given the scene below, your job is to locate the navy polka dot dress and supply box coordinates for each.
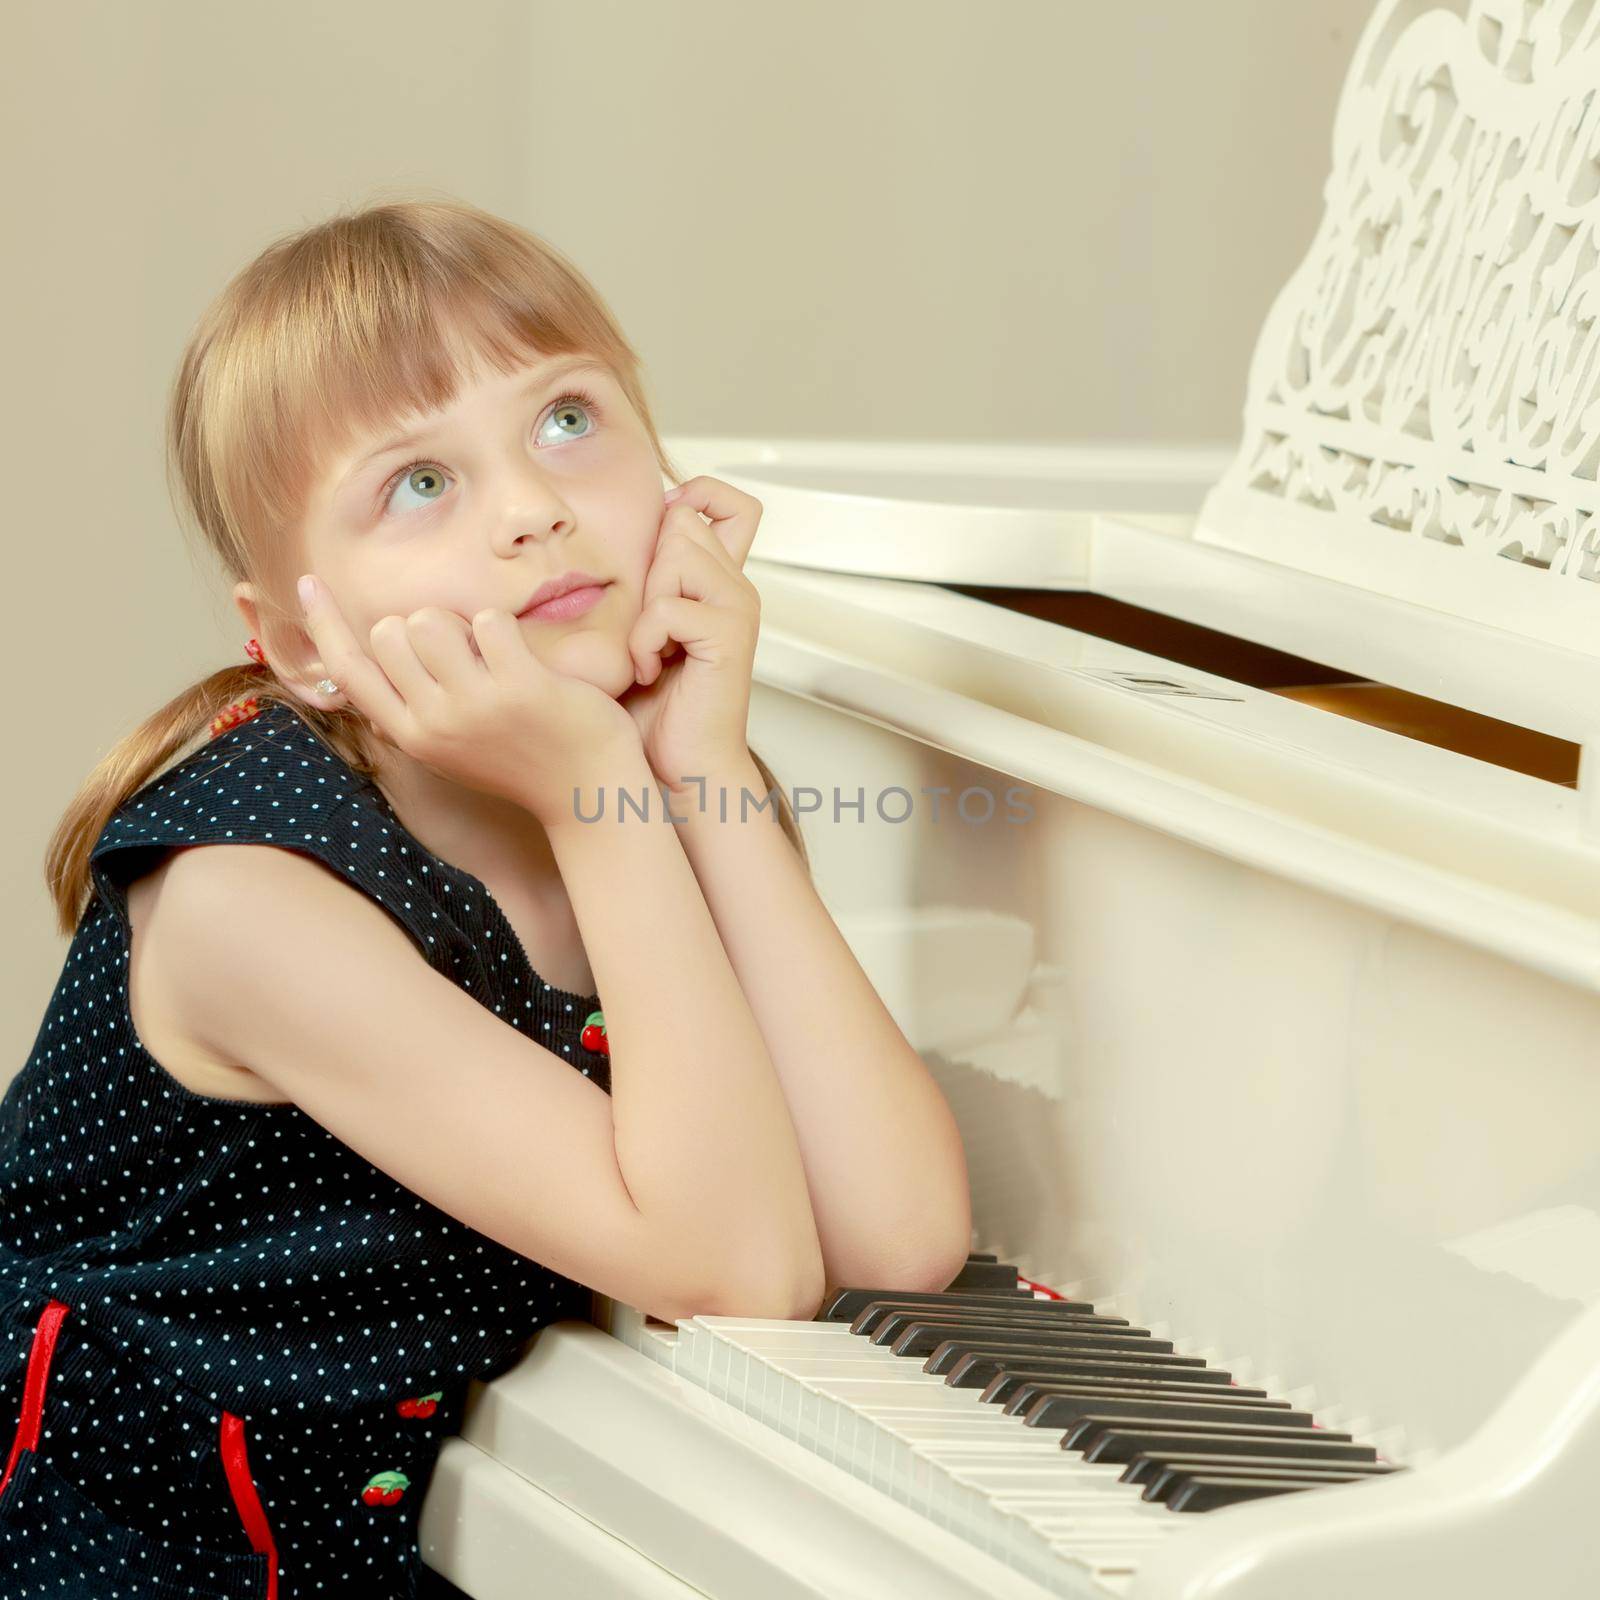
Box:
[0,698,611,1598]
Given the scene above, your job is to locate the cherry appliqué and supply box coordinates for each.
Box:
[580,1009,609,1056]
[396,1390,442,1419]
[361,1470,410,1508]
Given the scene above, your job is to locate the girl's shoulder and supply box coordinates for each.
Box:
[83,698,552,1002]
[92,699,367,866]
[86,700,425,957]
[78,701,414,1100]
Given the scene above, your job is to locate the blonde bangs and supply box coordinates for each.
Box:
[177,199,648,627]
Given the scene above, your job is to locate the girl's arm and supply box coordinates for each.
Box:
[662,754,973,1294]
[547,746,827,1312]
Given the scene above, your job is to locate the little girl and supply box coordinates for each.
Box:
[0,196,971,1599]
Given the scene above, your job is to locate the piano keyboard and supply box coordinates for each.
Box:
[610,1251,1403,1597]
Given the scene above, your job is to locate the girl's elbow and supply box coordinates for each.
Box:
[899,1246,971,1296]
[782,1240,829,1320]
[780,1264,828,1322]
[708,1262,825,1322]
[709,1231,826,1322]
[897,1214,975,1295]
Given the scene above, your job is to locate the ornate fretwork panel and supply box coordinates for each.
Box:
[1198,0,1600,654]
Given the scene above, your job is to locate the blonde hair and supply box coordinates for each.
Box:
[46,194,807,936]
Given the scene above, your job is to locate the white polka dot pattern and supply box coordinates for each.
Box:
[0,701,610,1596]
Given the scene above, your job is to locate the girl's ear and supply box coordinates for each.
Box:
[232,580,337,711]
[232,582,286,668]
[232,581,263,642]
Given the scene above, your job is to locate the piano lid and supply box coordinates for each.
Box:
[678,0,1600,663]
[1194,0,1600,660]
[660,436,1234,590]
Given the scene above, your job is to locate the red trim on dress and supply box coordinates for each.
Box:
[220,1409,280,1599]
[0,1297,65,1500]
[0,1298,279,1598]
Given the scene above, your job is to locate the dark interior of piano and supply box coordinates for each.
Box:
[942,585,1581,788]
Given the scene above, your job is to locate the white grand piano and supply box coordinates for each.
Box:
[418,1,1600,1595]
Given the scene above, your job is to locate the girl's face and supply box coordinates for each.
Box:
[288,348,664,702]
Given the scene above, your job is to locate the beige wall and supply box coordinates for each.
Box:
[3,0,1374,1070]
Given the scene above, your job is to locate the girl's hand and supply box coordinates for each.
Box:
[296,577,642,826]
[618,476,763,791]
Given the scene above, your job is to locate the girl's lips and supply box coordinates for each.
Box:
[519,582,609,622]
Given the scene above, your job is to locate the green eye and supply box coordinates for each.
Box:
[377,387,605,517]
[541,392,600,443]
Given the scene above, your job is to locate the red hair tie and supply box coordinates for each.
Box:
[210,696,263,739]
[211,637,269,738]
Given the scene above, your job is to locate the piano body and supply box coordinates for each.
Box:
[419,1,1600,1595]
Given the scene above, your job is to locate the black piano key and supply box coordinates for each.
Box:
[945,1259,1022,1290]
[944,1351,1233,1387]
[1123,1450,1400,1489]
[966,1253,1000,1263]
[848,1299,1114,1337]
[864,1307,1137,1341]
[822,1288,1091,1322]
[1148,1463,1394,1505]
[885,1320,1175,1358]
[991,1372,1272,1406]
[1062,1413,1341,1453]
[1077,1425,1374,1467]
[1024,1393,1313,1431]
[1167,1476,1321,1512]
[927,1338,1210,1374]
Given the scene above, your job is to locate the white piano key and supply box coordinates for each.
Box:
[850,1389,1036,1415]
[861,1408,1085,1443]
[951,1463,1147,1495]
[699,1324,865,1349]
[999,1497,1180,1524]
[750,1354,932,1378]
[1029,1523,1175,1543]
[669,1314,1188,1594]
[1015,1505,1186,1531]
[807,1378,994,1409]
[877,1418,1067,1445]
[934,1465,1145,1497]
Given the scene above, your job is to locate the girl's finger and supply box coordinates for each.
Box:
[367,614,444,707]
[644,501,748,674]
[629,596,745,685]
[633,532,750,683]
[471,607,541,679]
[662,500,743,579]
[400,607,492,699]
[646,514,750,612]
[297,573,409,729]
[663,476,762,567]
